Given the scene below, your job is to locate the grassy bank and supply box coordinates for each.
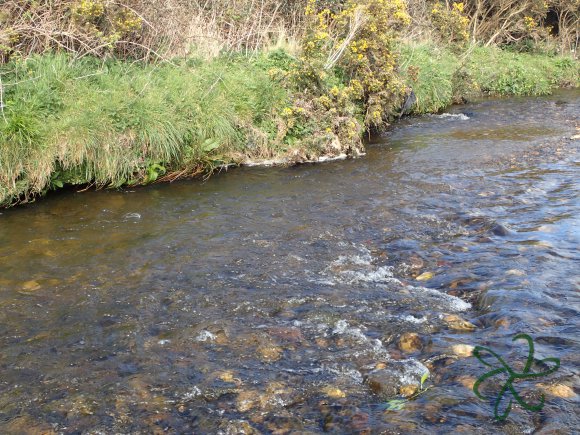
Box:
[0,46,578,207]
[399,43,579,114]
[0,53,293,206]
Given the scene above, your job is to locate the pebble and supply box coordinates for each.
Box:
[216,370,238,384]
[21,280,41,292]
[399,384,419,397]
[451,344,475,357]
[536,383,576,399]
[398,332,423,353]
[443,314,477,331]
[408,254,424,270]
[257,345,283,362]
[494,317,510,329]
[456,375,476,390]
[236,390,261,412]
[321,386,346,399]
[416,271,434,281]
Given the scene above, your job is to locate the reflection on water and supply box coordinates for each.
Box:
[0,90,579,433]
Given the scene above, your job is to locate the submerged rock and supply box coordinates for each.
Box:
[491,223,514,236]
[321,386,346,399]
[21,280,41,292]
[399,384,419,397]
[257,345,283,362]
[222,419,261,434]
[365,360,427,399]
[443,314,477,331]
[456,375,477,390]
[366,370,401,398]
[416,271,434,281]
[407,254,425,270]
[236,390,262,412]
[451,344,475,357]
[265,414,305,434]
[398,332,423,353]
[536,383,576,399]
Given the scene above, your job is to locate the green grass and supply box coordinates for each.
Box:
[0,53,289,206]
[468,46,579,95]
[399,42,579,114]
[1,45,578,207]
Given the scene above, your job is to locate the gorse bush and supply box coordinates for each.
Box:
[0,0,577,63]
[0,0,309,62]
[430,2,470,49]
[269,0,412,158]
[301,0,410,126]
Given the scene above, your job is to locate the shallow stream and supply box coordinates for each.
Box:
[1,91,579,433]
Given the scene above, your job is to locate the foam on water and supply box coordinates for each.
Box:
[411,285,471,312]
[433,113,470,120]
[318,245,472,312]
[196,330,217,342]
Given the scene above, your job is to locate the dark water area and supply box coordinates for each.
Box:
[0,91,578,434]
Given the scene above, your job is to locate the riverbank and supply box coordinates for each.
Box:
[0,44,578,207]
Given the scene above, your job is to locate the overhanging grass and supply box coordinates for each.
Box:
[0,53,289,206]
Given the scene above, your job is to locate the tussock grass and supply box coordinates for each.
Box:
[399,42,579,114]
[0,53,289,206]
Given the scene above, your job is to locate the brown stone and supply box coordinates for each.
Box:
[451,344,475,357]
[416,271,434,281]
[400,384,419,398]
[321,386,346,399]
[236,390,261,412]
[408,254,424,270]
[443,314,477,331]
[536,383,576,399]
[257,345,283,362]
[494,317,510,329]
[456,375,476,390]
[398,332,423,353]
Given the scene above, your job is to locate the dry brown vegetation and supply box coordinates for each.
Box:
[0,0,308,62]
[405,0,578,55]
[1,1,578,63]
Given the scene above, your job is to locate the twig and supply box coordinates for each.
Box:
[325,7,367,70]
[0,74,6,124]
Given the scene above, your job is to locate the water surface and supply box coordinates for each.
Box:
[1,91,579,433]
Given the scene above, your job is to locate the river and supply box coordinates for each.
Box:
[0,90,578,433]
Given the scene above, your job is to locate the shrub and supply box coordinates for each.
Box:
[430,2,470,49]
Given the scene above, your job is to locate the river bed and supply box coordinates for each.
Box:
[0,91,579,433]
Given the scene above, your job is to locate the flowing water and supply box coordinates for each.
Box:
[0,91,579,434]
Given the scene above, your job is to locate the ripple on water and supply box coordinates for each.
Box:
[0,91,579,433]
